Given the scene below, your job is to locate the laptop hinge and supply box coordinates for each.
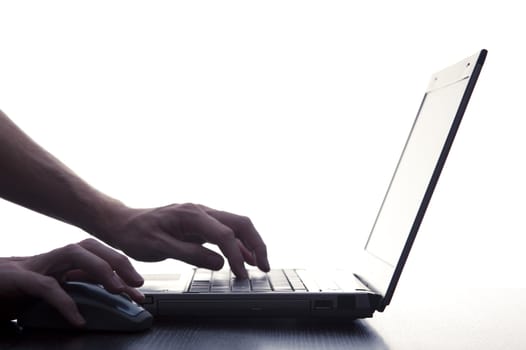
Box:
[353,273,381,296]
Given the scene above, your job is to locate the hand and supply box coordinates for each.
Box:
[104,203,270,279]
[0,239,144,327]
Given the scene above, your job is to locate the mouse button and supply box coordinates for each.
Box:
[65,282,143,317]
[74,293,144,317]
[112,296,145,317]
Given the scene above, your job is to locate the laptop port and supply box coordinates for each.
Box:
[313,300,333,310]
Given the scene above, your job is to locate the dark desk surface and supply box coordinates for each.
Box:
[1,285,524,350]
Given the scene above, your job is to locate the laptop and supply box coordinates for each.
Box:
[139,49,487,319]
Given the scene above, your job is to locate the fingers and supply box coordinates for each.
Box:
[64,269,144,303]
[113,203,270,278]
[174,204,249,278]
[200,207,270,272]
[3,240,146,327]
[15,270,85,327]
[33,239,144,303]
[78,239,144,287]
[152,234,226,271]
[238,239,257,266]
[44,244,124,294]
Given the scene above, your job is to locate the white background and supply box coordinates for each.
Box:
[0,1,524,287]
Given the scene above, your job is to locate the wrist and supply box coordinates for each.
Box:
[79,196,134,249]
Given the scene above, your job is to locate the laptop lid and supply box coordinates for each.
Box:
[355,50,487,311]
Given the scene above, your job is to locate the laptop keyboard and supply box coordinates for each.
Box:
[187,269,308,293]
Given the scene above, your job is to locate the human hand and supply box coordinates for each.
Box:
[102,203,270,279]
[0,239,144,326]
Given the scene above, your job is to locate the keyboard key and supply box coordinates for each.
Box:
[193,269,212,281]
[284,269,307,291]
[249,270,272,292]
[211,270,231,292]
[295,270,319,292]
[186,268,311,294]
[188,270,212,292]
[268,270,293,291]
[231,278,251,292]
[188,281,210,293]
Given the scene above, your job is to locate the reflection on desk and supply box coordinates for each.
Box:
[1,318,387,350]
[2,287,525,350]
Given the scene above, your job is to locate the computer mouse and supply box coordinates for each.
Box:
[17,281,153,332]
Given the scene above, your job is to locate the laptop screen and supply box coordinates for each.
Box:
[359,50,486,309]
[365,77,470,266]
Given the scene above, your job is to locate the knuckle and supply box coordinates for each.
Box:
[1,261,24,275]
[61,243,83,256]
[218,227,236,242]
[177,203,204,227]
[238,215,253,229]
[178,202,199,212]
[79,238,99,248]
[115,253,131,266]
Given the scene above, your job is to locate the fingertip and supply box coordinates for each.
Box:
[130,271,145,286]
[259,260,271,273]
[232,265,249,279]
[255,247,270,272]
[129,288,145,303]
[118,272,144,288]
[129,277,144,288]
[72,311,86,328]
[205,254,225,270]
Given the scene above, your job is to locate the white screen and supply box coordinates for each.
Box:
[365,78,469,266]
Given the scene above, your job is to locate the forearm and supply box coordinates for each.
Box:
[0,110,127,243]
[0,112,270,274]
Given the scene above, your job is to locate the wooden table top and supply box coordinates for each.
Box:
[1,285,524,350]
